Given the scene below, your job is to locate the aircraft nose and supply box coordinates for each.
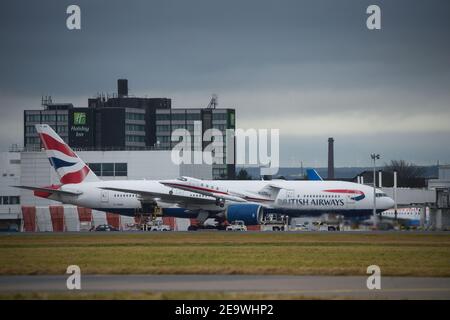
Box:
[385,197,395,209]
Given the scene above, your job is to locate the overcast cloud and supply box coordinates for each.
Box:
[0,0,449,166]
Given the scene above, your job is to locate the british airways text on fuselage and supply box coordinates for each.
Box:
[279,198,345,207]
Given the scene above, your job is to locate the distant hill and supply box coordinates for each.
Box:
[237,166,439,180]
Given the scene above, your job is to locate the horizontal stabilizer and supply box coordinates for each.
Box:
[12,185,82,196]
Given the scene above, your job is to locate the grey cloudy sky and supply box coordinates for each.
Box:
[0,0,449,166]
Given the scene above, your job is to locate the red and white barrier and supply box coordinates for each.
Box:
[20,206,192,232]
[35,207,53,232]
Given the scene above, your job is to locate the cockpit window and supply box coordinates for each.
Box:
[177,177,188,181]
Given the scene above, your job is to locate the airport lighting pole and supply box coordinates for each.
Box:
[371,153,380,228]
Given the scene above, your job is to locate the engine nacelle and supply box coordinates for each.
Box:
[225,204,263,225]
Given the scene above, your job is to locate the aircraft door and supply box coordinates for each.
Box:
[101,190,109,203]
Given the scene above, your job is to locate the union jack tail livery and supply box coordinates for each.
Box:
[35,124,100,184]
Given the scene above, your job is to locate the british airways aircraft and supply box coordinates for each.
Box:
[16,124,394,227]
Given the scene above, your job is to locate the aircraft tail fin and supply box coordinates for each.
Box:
[35,124,100,184]
[306,168,323,181]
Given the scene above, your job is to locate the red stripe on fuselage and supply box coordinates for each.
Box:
[39,133,77,157]
[323,189,363,195]
[60,165,90,184]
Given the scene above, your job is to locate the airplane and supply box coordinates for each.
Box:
[15,124,395,229]
[157,176,395,226]
[379,208,423,227]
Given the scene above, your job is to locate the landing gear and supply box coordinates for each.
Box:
[133,201,160,231]
[215,198,225,207]
[141,201,157,214]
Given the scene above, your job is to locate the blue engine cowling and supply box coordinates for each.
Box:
[225,204,263,225]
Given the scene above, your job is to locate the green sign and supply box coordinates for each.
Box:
[229,112,235,127]
[73,112,86,125]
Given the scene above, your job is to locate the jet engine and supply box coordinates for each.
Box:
[225,204,263,225]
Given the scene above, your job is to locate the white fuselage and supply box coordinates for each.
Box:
[46,179,394,217]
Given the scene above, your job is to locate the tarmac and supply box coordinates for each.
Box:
[1,275,449,299]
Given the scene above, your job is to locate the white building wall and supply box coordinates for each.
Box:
[20,152,60,206]
[0,151,22,216]
[78,150,179,180]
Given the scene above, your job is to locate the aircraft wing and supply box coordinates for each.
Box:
[248,183,284,202]
[99,187,216,205]
[13,185,82,196]
[159,182,248,203]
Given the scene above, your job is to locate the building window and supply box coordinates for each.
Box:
[156,125,170,132]
[25,126,36,134]
[186,113,201,120]
[125,124,145,132]
[114,163,127,176]
[212,112,227,120]
[156,113,171,121]
[56,126,68,133]
[171,124,186,130]
[126,112,145,121]
[102,163,114,176]
[26,137,40,145]
[87,163,128,177]
[171,113,186,121]
[157,136,170,143]
[9,196,20,204]
[126,135,145,143]
[42,114,56,122]
[26,114,40,122]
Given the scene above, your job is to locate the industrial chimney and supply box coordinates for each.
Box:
[328,137,335,180]
[117,79,128,97]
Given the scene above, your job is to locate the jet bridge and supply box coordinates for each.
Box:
[381,187,435,206]
[378,165,450,230]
